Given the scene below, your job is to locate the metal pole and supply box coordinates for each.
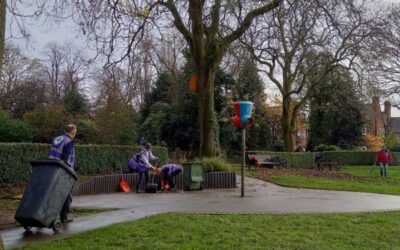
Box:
[241,128,246,197]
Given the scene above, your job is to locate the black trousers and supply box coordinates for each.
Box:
[136,170,149,190]
[60,192,72,221]
[163,169,182,189]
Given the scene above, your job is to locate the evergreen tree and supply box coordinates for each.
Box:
[308,67,364,150]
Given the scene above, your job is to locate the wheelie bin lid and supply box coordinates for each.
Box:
[30,160,78,181]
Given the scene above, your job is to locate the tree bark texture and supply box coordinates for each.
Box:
[0,0,6,73]
[282,96,296,152]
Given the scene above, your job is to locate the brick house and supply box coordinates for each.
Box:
[265,106,309,149]
[363,96,400,139]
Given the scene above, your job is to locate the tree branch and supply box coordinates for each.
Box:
[223,0,282,46]
[162,0,193,49]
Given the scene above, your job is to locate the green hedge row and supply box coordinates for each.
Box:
[247,151,400,167]
[248,151,315,168]
[0,143,168,186]
[321,151,400,166]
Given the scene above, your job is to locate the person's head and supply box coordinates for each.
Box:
[65,124,77,139]
[382,145,388,152]
[144,143,152,150]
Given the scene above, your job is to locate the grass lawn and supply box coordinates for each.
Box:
[256,166,400,196]
[230,164,400,195]
[22,212,400,250]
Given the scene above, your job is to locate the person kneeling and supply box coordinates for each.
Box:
[155,164,182,192]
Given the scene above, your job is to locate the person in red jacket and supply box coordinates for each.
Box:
[375,146,392,177]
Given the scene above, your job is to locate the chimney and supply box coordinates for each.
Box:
[384,101,392,119]
[384,101,391,121]
[372,96,381,136]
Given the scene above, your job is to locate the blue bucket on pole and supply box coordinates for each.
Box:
[238,101,254,127]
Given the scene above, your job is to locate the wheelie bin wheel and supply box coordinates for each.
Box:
[51,219,62,233]
[23,226,32,231]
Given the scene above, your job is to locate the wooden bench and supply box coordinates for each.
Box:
[246,153,287,169]
[315,161,343,171]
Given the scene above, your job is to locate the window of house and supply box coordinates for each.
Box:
[378,128,385,136]
[362,126,367,135]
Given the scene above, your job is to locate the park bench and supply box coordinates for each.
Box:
[315,161,343,171]
[246,153,287,169]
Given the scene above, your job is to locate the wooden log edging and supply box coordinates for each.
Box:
[73,172,236,195]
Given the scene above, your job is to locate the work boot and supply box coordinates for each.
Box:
[61,215,73,223]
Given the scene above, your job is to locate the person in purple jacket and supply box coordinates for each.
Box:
[156,164,182,191]
[48,124,77,223]
[128,143,157,192]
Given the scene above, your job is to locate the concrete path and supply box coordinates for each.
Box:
[2,177,400,249]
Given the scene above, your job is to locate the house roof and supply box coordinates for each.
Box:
[388,117,400,133]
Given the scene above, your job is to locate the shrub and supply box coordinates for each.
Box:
[0,111,33,142]
[314,144,341,152]
[0,143,168,186]
[322,151,400,166]
[272,140,285,152]
[201,157,230,172]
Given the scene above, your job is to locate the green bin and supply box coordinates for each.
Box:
[183,163,204,191]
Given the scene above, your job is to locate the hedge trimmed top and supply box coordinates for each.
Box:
[247,151,400,168]
[0,143,168,186]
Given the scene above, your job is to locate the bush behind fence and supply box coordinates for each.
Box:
[247,151,400,168]
[322,151,400,166]
[0,143,168,186]
[247,151,315,168]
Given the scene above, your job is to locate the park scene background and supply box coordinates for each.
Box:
[2,0,400,249]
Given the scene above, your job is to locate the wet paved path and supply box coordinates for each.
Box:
[2,177,400,249]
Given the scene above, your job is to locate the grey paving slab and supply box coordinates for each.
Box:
[2,177,400,249]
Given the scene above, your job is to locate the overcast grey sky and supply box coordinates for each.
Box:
[6,0,400,116]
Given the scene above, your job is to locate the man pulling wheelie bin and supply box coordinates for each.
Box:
[15,124,78,232]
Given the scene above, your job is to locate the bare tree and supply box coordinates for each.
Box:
[41,43,67,104]
[62,46,89,95]
[93,66,142,107]
[40,43,89,104]
[0,0,6,72]
[46,0,282,156]
[0,43,46,116]
[243,0,381,151]
[360,4,400,109]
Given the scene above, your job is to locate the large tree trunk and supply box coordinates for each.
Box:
[282,97,296,152]
[0,0,6,73]
[197,64,218,157]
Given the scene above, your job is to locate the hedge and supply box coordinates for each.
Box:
[248,151,400,168]
[247,151,315,168]
[0,143,168,186]
[321,151,400,166]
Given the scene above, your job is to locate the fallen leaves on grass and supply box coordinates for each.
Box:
[256,169,368,182]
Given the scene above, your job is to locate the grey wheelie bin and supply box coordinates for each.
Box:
[15,160,77,232]
[183,163,204,191]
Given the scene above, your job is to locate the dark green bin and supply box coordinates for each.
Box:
[183,163,204,191]
[15,160,77,232]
